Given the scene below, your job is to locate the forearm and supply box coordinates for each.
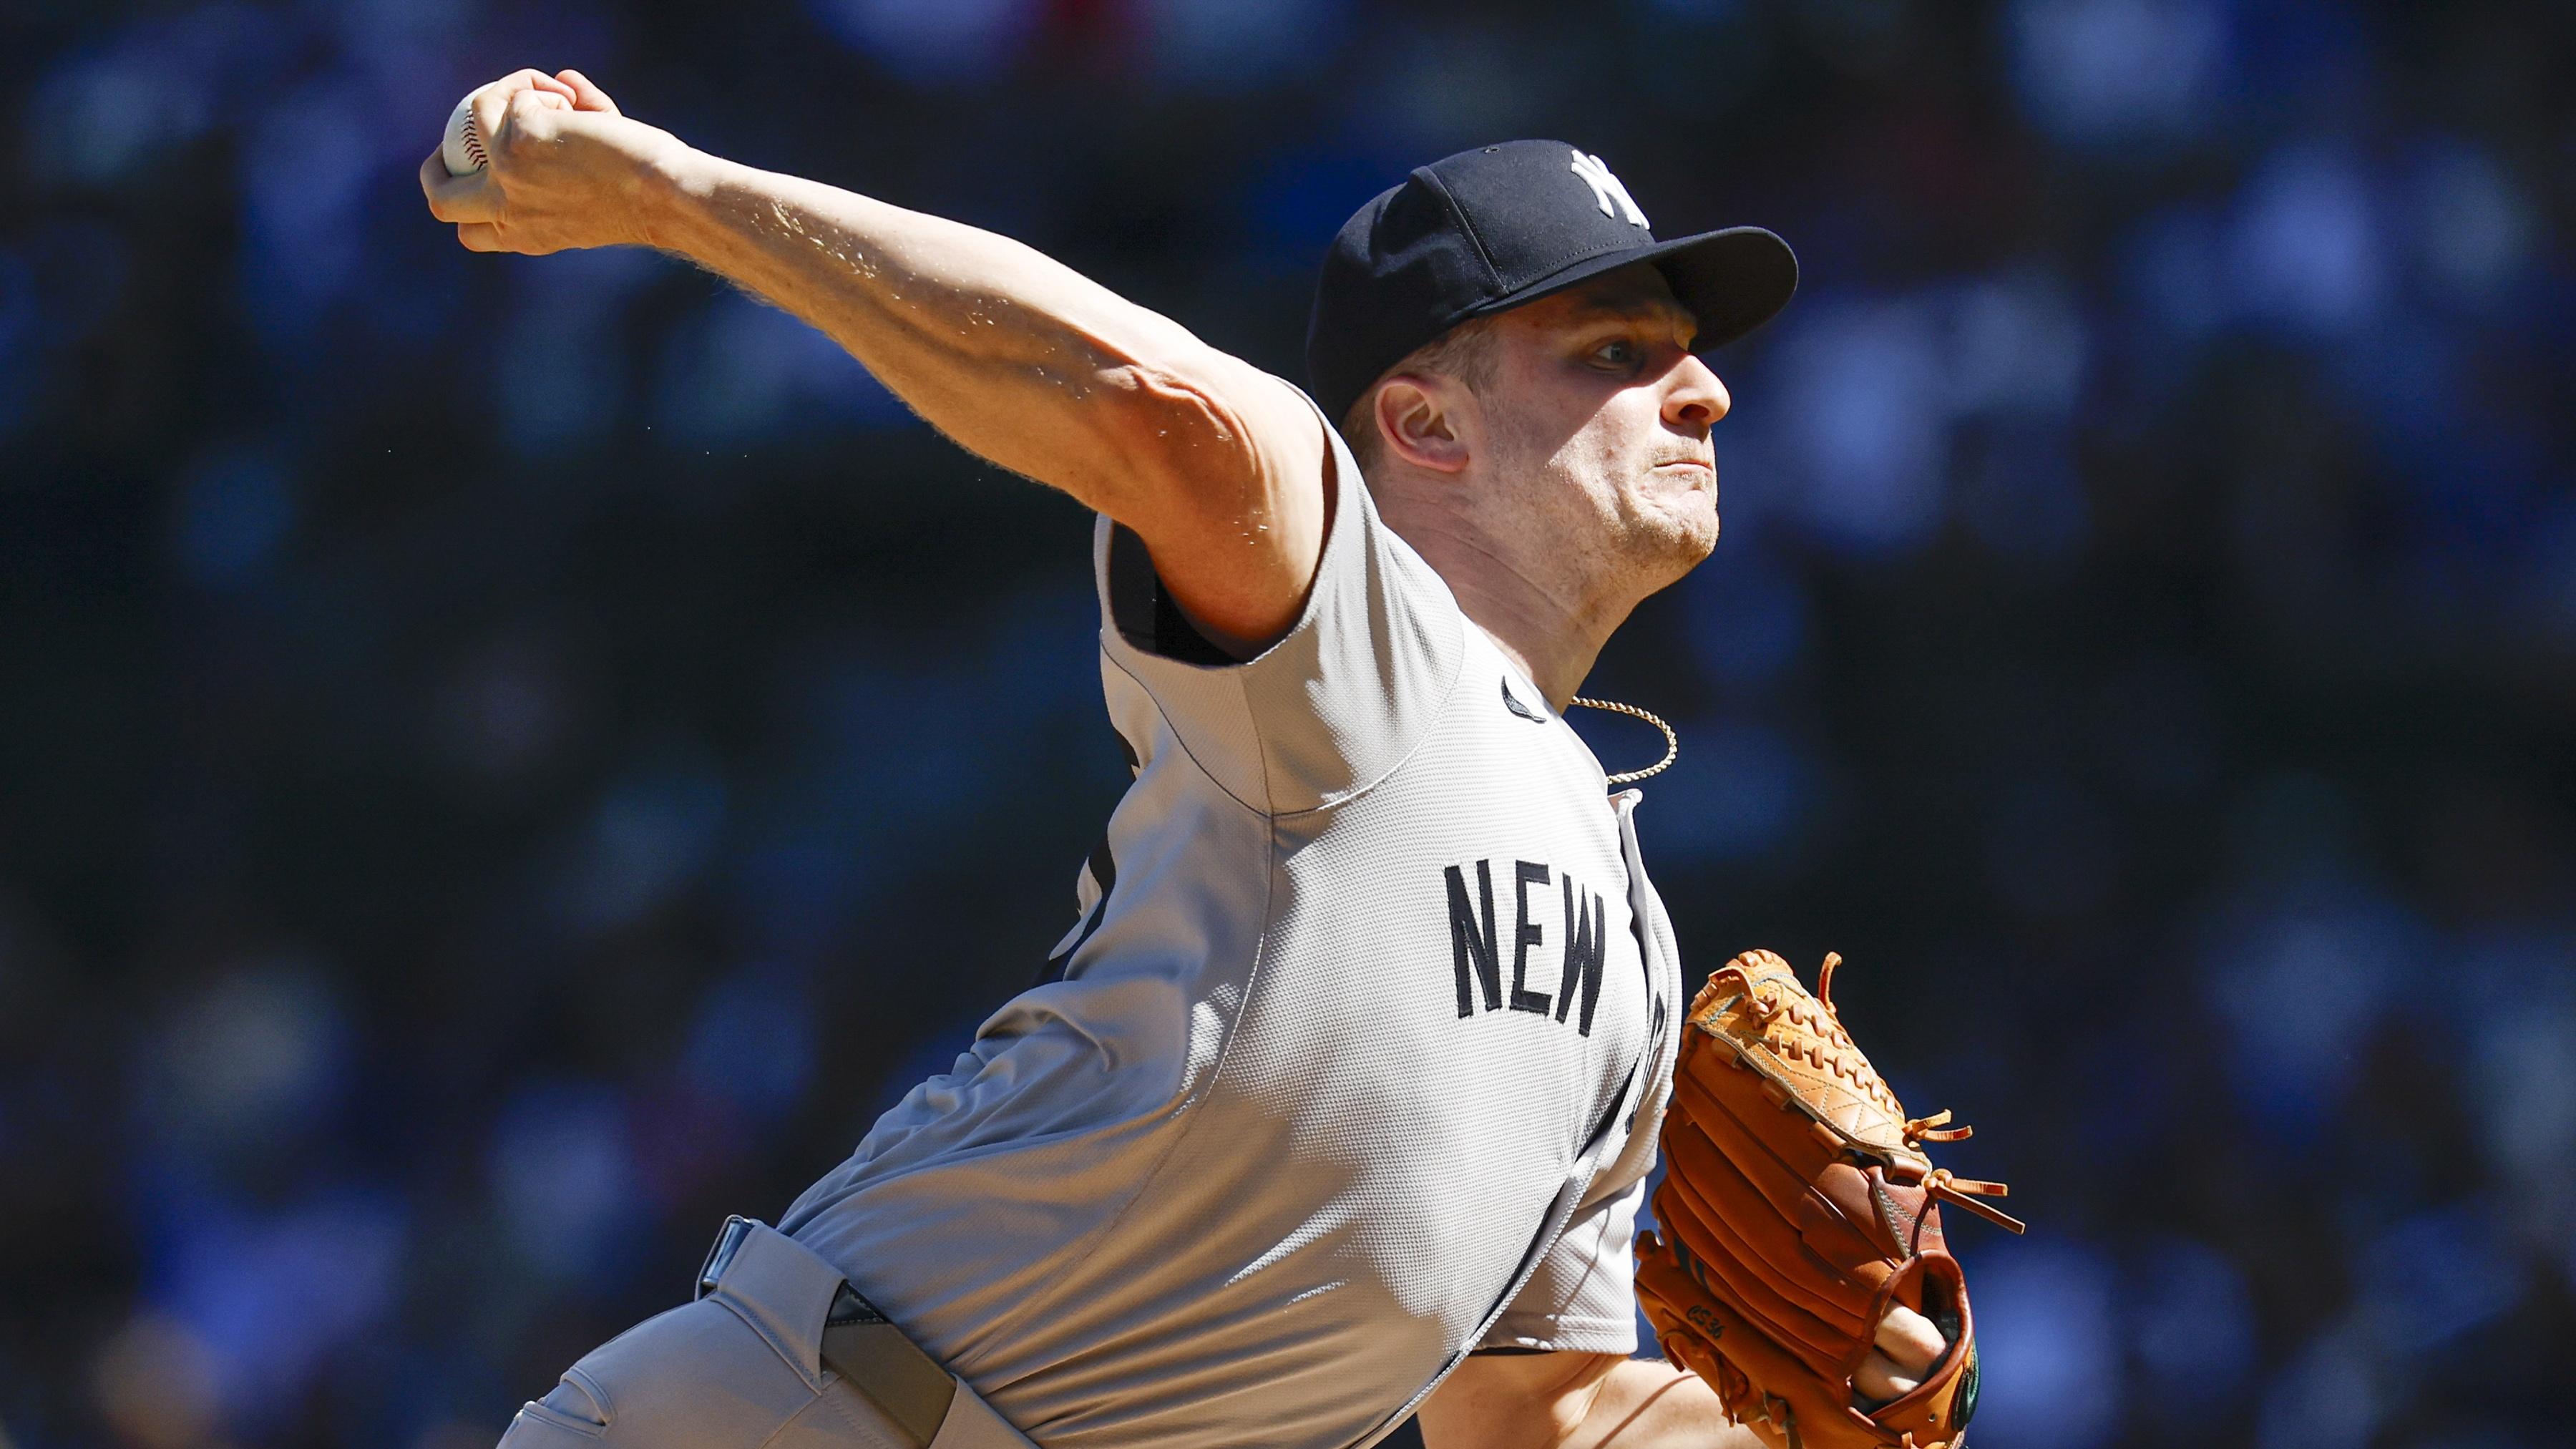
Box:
[640,148,1225,508]
[1420,1352,1765,1449]
[1574,1360,1765,1448]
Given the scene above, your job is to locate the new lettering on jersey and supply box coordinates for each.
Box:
[1445,859,1609,1034]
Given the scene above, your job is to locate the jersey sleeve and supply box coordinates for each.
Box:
[1092,384,1467,816]
[1477,1170,1646,1355]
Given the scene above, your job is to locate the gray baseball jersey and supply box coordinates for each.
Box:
[782,396,1684,1449]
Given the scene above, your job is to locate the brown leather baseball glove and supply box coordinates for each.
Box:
[1634,950,2024,1449]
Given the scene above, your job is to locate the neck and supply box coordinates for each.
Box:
[1377,508,1637,711]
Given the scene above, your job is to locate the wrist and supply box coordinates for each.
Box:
[633,137,717,253]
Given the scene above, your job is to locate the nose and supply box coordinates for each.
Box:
[1664,351,1730,433]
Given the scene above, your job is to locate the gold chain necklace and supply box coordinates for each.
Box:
[1567,696,1679,786]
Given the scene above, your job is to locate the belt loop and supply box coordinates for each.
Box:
[696,1214,755,1300]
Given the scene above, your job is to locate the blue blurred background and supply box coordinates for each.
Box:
[1,1,2570,1445]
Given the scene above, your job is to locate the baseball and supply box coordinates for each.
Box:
[441,85,570,176]
[440,92,487,176]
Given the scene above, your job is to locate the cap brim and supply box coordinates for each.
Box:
[1463,225,1798,353]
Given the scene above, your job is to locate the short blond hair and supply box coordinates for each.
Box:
[1335,314,1503,475]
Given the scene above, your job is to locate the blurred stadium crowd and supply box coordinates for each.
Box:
[1,0,2570,1445]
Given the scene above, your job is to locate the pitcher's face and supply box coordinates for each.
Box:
[1471,265,1731,595]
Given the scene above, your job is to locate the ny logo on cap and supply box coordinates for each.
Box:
[1570,150,1649,228]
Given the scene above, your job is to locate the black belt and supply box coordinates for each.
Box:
[698,1216,957,1448]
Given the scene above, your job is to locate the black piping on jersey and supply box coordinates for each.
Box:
[1575,1062,1630,1168]
[1036,834,1118,986]
[1108,524,1240,665]
[1619,836,1667,1136]
[1498,676,1548,723]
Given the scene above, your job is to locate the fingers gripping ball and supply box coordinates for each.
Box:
[440,83,570,176]
[1636,950,2025,1449]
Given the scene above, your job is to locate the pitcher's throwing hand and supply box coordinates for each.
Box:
[420,69,683,255]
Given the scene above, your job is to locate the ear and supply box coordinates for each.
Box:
[1373,376,1475,474]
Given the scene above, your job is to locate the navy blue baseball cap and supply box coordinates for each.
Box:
[1307,140,1797,424]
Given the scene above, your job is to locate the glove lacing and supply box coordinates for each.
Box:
[1729,952,2028,1236]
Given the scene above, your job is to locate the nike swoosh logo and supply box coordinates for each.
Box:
[1500,678,1548,723]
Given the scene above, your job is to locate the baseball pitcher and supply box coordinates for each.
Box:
[424,68,2009,1449]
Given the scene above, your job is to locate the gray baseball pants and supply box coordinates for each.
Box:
[497,1219,1035,1449]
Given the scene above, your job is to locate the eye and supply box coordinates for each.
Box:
[1592,338,1641,369]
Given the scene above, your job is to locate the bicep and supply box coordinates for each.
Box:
[1093,352,1331,656]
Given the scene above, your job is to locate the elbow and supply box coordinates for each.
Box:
[1078,355,1264,520]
